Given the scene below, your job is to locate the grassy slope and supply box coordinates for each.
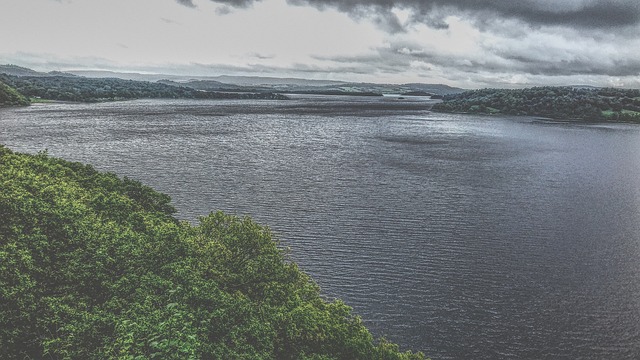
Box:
[0,81,30,106]
[0,146,424,360]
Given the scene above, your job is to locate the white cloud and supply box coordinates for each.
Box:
[1,0,385,76]
[0,0,639,87]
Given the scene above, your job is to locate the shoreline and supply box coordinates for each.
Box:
[430,109,640,125]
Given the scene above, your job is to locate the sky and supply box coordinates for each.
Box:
[1,0,640,88]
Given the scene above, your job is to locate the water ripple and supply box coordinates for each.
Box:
[2,98,640,359]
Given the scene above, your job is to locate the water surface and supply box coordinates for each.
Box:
[2,96,640,359]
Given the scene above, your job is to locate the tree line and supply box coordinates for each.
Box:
[432,86,640,122]
[0,74,287,103]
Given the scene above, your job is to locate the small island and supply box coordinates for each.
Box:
[432,87,640,122]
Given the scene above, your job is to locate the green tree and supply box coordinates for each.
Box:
[0,146,425,360]
[0,80,29,106]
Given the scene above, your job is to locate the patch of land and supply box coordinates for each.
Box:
[432,87,640,122]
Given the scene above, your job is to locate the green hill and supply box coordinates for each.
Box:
[0,80,30,107]
[0,146,424,360]
[0,74,288,103]
[432,86,640,122]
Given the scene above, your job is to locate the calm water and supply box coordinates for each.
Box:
[2,96,640,359]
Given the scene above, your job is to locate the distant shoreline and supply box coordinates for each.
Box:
[432,87,640,124]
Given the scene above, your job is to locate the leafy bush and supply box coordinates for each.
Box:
[0,146,424,359]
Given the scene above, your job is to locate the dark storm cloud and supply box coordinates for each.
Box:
[177,0,258,9]
[211,0,260,8]
[175,0,640,30]
[292,0,640,30]
[176,0,196,8]
[517,2,640,28]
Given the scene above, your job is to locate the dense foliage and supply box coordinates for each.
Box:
[0,146,424,359]
[0,74,287,103]
[432,87,640,122]
[0,80,30,107]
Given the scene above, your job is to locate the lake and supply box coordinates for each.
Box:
[2,95,640,359]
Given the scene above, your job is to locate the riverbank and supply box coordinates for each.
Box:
[431,86,640,123]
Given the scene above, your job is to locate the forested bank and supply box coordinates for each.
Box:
[0,146,424,359]
[0,80,30,106]
[0,74,287,103]
[432,87,640,122]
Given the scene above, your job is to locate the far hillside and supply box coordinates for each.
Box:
[432,87,640,122]
[1,64,465,98]
[161,78,464,97]
[0,64,43,77]
[0,74,287,103]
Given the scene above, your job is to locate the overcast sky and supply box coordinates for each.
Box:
[1,0,640,88]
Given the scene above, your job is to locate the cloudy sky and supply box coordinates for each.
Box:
[1,0,640,88]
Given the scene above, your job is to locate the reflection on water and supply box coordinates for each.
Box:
[2,97,640,359]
